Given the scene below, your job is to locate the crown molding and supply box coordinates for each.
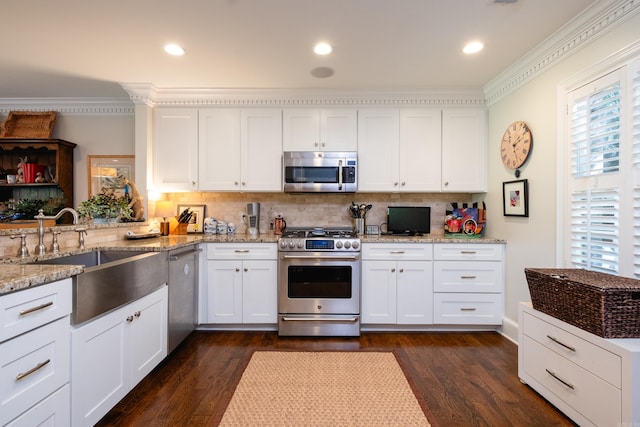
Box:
[119,85,487,108]
[484,0,640,105]
[0,97,134,115]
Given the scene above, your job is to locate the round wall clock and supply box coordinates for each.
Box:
[500,121,532,174]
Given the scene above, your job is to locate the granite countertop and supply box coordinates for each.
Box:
[0,232,504,296]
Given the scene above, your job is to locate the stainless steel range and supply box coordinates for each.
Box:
[278,227,361,336]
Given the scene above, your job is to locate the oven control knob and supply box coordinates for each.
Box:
[351,241,359,249]
[288,241,296,249]
[280,240,288,249]
[344,241,351,249]
[296,240,304,248]
[335,241,343,249]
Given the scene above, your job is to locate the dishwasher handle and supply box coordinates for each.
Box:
[169,248,203,262]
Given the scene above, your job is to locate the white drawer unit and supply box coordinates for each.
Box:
[0,278,72,342]
[0,279,72,427]
[433,293,502,325]
[207,243,278,260]
[519,302,640,426]
[361,243,433,261]
[433,243,504,326]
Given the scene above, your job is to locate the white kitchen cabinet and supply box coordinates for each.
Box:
[204,243,277,325]
[199,108,282,191]
[433,243,503,325]
[519,302,640,427]
[361,243,433,325]
[357,108,400,192]
[153,108,199,191]
[359,108,481,192]
[441,108,487,192]
[0,279,71,427]
[283,108,357,152]
[71,286,167,427]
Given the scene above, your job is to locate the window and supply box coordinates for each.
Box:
[566,59,640,277]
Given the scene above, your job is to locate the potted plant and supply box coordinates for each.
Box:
[78,188,133,222]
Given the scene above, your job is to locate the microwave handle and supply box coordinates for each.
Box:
[338,160,343,190]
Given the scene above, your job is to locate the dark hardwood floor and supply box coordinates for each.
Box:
[97,331,576,427]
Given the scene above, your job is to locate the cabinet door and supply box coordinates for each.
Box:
[361,260,397,324]
[283,109,320,151]
[153,108,199,191]
[399,108,442,192]
[242,260,277,323]
[321,109,358,151]
[397,261,433,325]
[206,260,243,323]
[241,109,283,191]
[442,108,486,192]
[357,108,400,192]
[129,287,167,386]
[71,307,128,427]
[198,109,242,190]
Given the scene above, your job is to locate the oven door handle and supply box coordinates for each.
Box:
[281,254,360,261]
[338,160,343,191]
[281,316,359,322]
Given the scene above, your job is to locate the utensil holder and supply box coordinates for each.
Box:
[175,223,188,235]
[355,218,365,236]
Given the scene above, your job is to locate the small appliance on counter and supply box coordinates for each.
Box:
[274,215,286,235]
[243,202,260,236]
[383,206,431,236]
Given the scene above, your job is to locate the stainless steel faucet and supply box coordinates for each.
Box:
[34,207,81,256]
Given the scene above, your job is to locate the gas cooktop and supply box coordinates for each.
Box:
[278,227,360,251]
[280,227,356,239]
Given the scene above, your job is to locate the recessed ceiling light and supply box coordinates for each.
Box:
[463,41,484,54]
[314,42,333,55]
[164,43,185,56]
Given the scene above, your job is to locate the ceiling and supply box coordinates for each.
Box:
[0,0,597,99]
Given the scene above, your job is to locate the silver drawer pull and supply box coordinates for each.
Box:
[19,301,54,316]
[16,359,50,381]
[460,275,477,279]
[460,308,476,312]
[460,251,477,254]
[546,335,576,352]
[282,316,358,322]
[545,369,575,389]
[234,249,250,253]
[389,251,405,254]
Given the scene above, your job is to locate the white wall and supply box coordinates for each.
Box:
[486,12,640,341]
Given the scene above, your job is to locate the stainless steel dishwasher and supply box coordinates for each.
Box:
[167,245,201,353]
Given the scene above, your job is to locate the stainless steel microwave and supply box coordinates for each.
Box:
[283,151,357,193]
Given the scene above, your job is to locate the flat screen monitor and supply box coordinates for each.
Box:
[386,206,431,235]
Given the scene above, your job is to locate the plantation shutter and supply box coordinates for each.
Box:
[632,60,640,277]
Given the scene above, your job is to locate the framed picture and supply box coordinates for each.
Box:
[88,155,135,197]
[503,179,529,217]
[176,204,205,233]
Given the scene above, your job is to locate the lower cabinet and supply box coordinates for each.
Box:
[70,286,168,427]
[0,279,72,427]
[361,243,433,325]
[204,243,277,325]
[519,302,640,426]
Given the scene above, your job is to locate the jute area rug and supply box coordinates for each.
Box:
[218,351,435,426]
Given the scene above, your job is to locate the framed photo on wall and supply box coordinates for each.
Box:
[176,204,205,233]
[88,155,135,197]
[503,179,529,217]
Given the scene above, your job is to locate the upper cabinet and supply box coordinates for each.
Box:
[358,107,486,193]
[0,139,76,208]
[153,109,199,192]
[441,109,487,192]
[283,109,357,152]
[199,109,282,191]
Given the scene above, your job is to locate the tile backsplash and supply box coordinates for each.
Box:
[158,192,479,235]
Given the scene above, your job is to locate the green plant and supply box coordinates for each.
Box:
[78,189,133,221]
[11,198,67,220]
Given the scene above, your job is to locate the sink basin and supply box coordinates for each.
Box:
[34,250,168,325]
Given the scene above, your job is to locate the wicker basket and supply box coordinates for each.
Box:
[525,268,640,338]
[0,111,57,138]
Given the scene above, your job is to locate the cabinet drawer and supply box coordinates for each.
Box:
[433,293,502,325]
[0,279,72,343]
[5,383,69,427]
[362,243,433,261]
[522,335,620,427]
[522,311,621,388]
[207,243,277,260]
[434,261,502,293]
[433,244,503,261]
[0,316,70,426]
